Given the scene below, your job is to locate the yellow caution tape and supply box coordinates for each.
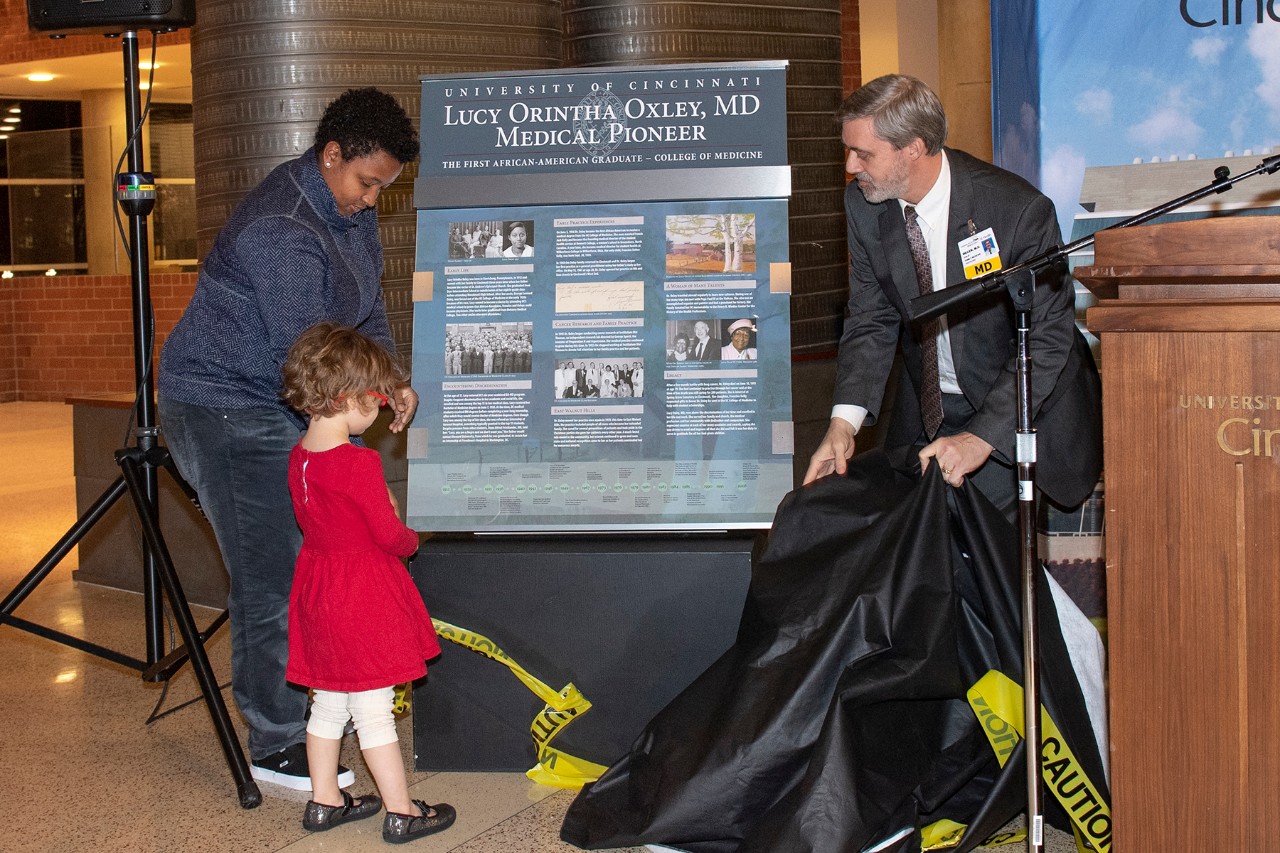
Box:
[392,682,411,716]
[967,670,1112,853]
[432,619,609,789]
[921,818,1024,850]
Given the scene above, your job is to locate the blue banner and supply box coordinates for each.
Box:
[996,1,1280,253]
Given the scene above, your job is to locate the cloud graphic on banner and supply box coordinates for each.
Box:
[1127,86,1204,153]
[1248,26,1280,116]
[1073,89,1113,125]
[1190,36,1227,65]
[1042,145,1087,223]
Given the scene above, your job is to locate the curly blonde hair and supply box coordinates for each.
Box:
[281,322,407,417]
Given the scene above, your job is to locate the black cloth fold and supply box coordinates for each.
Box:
[561,451,1108,853]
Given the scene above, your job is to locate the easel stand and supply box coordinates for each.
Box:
[911,151,1280,852]
[0,31,260,809]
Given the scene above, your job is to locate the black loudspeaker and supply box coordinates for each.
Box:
[27,0,195,35]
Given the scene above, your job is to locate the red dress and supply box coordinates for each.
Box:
[285,442,441,693]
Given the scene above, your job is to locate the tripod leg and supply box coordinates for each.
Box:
[1,477,128,618]
[118,455,263,809]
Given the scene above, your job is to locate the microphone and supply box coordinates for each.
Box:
[910,276,1006,324]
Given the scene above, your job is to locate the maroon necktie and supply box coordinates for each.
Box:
[904,206,944,438]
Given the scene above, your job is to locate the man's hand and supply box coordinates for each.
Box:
[388,384,419,433]
[803,418,857,485]
[918,431,993,486]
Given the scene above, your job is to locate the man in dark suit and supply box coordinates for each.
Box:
[690,320,721,362]
[803,75,1101,518]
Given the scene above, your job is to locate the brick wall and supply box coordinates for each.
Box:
[0,274,13,400]
[2,271,196,402]
[0,3,195,403]
[840,0,861,95]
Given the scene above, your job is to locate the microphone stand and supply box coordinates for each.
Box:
[910,152,1280,853]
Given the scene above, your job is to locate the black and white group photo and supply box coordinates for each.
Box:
[554,358,646,398]
[444,322,533,375]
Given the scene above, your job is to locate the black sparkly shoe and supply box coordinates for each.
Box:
[302,790,383,832]
[382,800,457,843]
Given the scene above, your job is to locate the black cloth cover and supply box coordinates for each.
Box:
[561,451,1108,853]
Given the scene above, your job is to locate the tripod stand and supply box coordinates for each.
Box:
[0,31,261,810]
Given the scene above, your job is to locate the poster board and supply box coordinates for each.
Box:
[406,62,793,532]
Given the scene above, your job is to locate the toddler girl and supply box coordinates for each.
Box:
[280,322,454,844]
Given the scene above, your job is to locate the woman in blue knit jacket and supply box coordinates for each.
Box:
[158,87,420,793]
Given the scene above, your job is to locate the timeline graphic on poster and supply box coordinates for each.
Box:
[407,63,793,532]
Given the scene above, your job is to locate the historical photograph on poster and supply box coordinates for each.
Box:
[717,318,757,361]
[447,219,504,259]
[444,322,533,375]
[500,219,535,258]
[665,319,724,363]
[554,358,646,399]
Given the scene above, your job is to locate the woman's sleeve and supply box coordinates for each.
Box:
[237,217,332,369]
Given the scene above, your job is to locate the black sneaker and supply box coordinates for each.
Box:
[250,742,357,791]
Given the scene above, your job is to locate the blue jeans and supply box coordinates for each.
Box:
[158,397,307,760]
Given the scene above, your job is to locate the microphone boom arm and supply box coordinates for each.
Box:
[910,153,1280,323]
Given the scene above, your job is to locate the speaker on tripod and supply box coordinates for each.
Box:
[1,17,259,808]
[27,0,195,35]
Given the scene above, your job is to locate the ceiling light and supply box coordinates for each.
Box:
[1,271,12,279]
[7,107,20,114]
[45,268,57,276]
[27,73,55,82]
[0,126,14,132]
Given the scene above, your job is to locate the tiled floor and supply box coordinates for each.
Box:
[1,401,1078,853]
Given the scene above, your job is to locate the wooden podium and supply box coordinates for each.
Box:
[1077,217,1280,851]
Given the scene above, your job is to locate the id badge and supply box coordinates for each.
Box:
[959,228,1002,279]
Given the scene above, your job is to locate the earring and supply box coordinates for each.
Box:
[324,161,331,168]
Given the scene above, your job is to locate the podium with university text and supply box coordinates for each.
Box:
[1078,216,1280,851]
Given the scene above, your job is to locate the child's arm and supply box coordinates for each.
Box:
[351,449,420,558]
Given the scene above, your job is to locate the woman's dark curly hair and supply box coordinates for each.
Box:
[281,322,407,417]
[314,87,419,164]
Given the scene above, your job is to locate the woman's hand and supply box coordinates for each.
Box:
[388,384,419,433]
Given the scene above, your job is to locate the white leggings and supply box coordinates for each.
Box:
[307,686,398,750]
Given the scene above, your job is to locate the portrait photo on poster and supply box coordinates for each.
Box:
[502,220,535,258]
[719,318,758,361]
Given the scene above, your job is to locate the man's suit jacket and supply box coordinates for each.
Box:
[691,336,720,362]
[833,148,1102,508]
